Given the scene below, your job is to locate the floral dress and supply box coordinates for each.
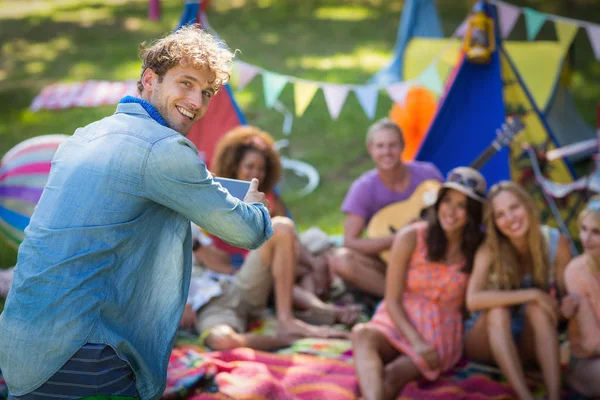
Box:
[369,222,469,380]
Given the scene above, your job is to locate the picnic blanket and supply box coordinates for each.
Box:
[164,343,589,400]
[0,343,588,400]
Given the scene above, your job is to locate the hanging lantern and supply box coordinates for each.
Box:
[463,1,495,64]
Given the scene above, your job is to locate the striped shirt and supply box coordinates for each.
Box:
[9,344,138,399]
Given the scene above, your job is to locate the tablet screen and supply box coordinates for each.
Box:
[213,177,251,200]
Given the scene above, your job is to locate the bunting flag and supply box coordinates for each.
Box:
[262,72,288,108]
[415,64,443,96]
[294,81,319,117]
[555,20,579,49]
[453,20,468,38]
[493,0,600,60]
[386,82,411,106]
[587,24,600,60]
[322,84,350,120]
[354,85,379,120]
[236,62,260,90]
[523,7,547,40]
[497,2,521,38]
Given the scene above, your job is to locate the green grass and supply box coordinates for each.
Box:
[0,0,599,310]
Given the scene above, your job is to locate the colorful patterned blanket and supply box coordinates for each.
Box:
[163,340,587,400]
[0,343,588,400]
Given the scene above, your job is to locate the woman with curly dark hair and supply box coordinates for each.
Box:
[183,126,362,351]
[211,125,285,217]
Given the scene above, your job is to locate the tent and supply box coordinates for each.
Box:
[373,0,596,159]
[370,0,443,86]
[178,0,246,168]
[414,2,581,232]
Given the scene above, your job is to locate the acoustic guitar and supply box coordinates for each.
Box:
[366,116,525,262]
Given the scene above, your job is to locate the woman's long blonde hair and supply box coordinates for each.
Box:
[485,181,550,290]
[579,194,600,274]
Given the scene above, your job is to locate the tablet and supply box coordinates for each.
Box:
[213,177,251,200]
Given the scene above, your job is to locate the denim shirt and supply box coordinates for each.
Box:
[0,102,273,399]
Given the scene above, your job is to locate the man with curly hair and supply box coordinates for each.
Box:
[0,26,273,400]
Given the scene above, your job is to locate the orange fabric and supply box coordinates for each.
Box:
[389,87,437,162]
[368,222,469,380]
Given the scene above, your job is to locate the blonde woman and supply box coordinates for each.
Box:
[464,181,572,400]
[561,196,600,398]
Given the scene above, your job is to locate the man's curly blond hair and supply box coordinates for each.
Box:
[137,24,235,93]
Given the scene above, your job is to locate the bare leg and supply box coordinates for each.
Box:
[520,304,561,400]
[205,325,292,351]
[464,308,534,400]
[260,218,347,339]
[567,358,600,398]
[328,247,386,297]
[382,355,422,400]
[351,323,399,400]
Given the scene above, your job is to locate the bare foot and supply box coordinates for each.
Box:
[334,304,362,326]
[277,318,349,341]
[295,304,361,327]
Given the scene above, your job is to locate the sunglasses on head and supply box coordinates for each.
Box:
[447,172,485,198]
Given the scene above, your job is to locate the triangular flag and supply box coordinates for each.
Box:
[386,82,411,105]
[453,20,467,38]
[587,23,600,60]
[555,20,579,49]
[523,8,547,40]
[354,85,379,120]
[294,81,319,117]
[415,64,443,96]
[322,84,350,120]
[262,72,288,108]
[236,62,260,90]
[497,2,521,38]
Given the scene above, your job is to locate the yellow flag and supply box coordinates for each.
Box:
[294,81,319,117]
[555,21,578,50]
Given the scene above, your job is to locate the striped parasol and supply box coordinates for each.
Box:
[0,134,69,248]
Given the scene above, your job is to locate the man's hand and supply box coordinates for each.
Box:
[243,178,269,209]
[179,304,198,331]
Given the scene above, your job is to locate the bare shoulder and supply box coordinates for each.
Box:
[392,222,421,247]
[473,242,492,266]
[565,254,587,275]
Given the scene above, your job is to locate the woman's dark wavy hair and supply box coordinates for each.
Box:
[211,126,281,194]
[425,187,485,273]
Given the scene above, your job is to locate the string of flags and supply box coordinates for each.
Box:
[233,59,448,120]
[28,2,599,119]
[489,0,600,56]
[235,1,599,121]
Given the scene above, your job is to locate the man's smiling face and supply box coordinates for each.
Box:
[141,64,217,135]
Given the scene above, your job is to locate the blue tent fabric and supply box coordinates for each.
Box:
[415,2,576,189]
[178,1,200,29]
[415,51,511,186]
[371,0,443,85]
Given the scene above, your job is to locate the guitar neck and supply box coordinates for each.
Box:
[470,144,500,170]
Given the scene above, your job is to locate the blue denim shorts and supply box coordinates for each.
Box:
[9,343,138,400]
[464,305,526,343]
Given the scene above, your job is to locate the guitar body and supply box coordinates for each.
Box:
[365,179,442,262]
